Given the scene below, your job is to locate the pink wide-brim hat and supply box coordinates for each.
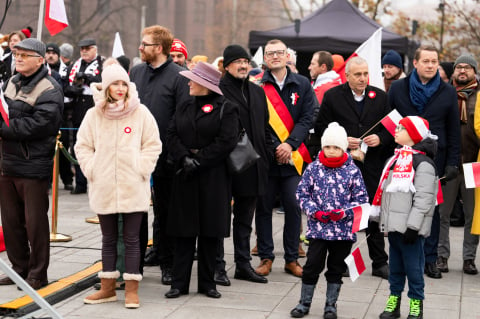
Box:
[180,61,223,95]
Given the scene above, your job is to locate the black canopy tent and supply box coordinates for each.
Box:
[248,0,410,76]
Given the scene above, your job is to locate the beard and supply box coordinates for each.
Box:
[140,51,155,64]
[455,76,474,86]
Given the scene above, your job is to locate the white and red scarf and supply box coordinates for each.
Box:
[370,145,424,217]
[68,57,100,95]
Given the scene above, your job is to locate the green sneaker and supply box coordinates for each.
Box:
[379,295,401,319]
[407,298,423,319]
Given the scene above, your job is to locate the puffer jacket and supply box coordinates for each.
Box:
[74,82,162,214]
[0,65,63,179]
[296,154,369,241]
[380,138,439,237]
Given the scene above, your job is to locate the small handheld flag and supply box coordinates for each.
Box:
[0,88,9,127]
[350,203,371,234]
[344,247,366,282]
[463,162,480,189]
[380,109,403,136]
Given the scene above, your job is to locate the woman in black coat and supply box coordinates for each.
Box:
[165,62,238,299]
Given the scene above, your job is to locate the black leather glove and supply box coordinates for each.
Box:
[182,156,200,176]
[367,220,380,234]
[403,228,419,245]
[442,165,459,183]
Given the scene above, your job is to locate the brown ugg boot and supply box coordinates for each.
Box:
[123,273,142,309]
[84,271,119,304]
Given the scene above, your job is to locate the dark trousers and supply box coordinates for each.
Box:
[71,130,87,190]
[0,176,50,281]
[151,173,174,270]
[302,238,353,285]
[424,206,440,264]
[172,236,218,293]
[366,220,388,268]
[217,195,257,270]
[98,212,143,274]
[256,175,301,263]
[388,232,425,300]
[58,128,73,186]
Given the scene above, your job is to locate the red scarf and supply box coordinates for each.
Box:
[319,151,348,168]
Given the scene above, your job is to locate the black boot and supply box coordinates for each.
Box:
[379,295,401,319]
[406,299,423,319]
[324,283,341,319]
[290,283,315,318]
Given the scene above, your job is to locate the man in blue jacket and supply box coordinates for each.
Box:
[254,39,315,278]
[388,45,461,279]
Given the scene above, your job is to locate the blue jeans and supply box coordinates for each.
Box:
[388,232,425,300]
[255,175,301,263]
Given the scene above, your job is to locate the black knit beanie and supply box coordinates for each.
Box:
[223,45,250,68]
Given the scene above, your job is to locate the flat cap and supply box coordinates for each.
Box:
[14,38,46,57]
[78,38,96,47]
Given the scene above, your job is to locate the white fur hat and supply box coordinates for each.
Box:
[321,122,348,152]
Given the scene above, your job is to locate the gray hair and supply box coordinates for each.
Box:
[287,47,297,65]
[345,56,367,74]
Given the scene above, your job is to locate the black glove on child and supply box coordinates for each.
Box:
[403,228,419,244]
[182,156,200,176]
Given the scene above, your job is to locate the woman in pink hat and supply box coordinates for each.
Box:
[165,61,238,299]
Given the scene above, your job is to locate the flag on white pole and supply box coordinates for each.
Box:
[112,32,125,58]
[380,109,403,136]
[251,46,263,69]
[355,28,383,90]
[464,162,480,188]
[337,28,384,90]
[344,247,366,282]
[349,203,371,234]
[0,88,9,127]
[44,0,68,36]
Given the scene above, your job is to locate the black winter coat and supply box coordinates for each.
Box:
[167,94,239,237]
[63,56,103,127]
[316,83,394,200]
[219,72,274,196]
[0,66,63,179]
[388,74,461,176]
[130,58,192,176]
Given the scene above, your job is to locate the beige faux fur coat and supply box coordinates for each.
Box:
[74,87,161,214]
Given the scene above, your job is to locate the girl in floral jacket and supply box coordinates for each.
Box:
[291,122,368,319]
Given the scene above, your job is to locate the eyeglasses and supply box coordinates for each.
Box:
[80,46,94,51]
[231,59,249,65]
[265,50,286,58]
[140,42,160,48]
[455,64,473,71]
[13,53,41,59]
[395,125,406,132]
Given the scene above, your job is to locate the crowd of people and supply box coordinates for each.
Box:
[0,24,477,319]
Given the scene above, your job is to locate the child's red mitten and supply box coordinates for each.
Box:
[329,209,345,222]
[314,211,330,223]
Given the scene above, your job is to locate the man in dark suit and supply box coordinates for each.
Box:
[315,56,394,279]
[214,45,274,285]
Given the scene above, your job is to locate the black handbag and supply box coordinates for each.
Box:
[227,129,260,174]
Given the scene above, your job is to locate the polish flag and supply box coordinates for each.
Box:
[436,180,444,205]
[344,247,366,282]
[380,109,402,136]
[45,0,69,36]
[350,203,371,234]
[337,28,384,90]
[463,162,480,188]
[0,88,9,127]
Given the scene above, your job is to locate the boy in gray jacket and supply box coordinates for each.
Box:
[373,116,438,319]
